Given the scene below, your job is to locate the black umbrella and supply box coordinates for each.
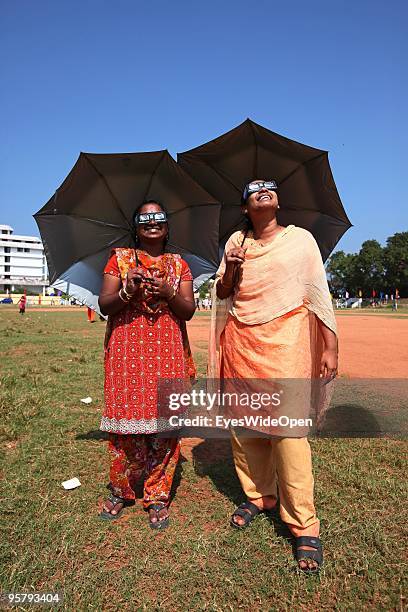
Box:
[34,150,221,298]
[178,118,351,260]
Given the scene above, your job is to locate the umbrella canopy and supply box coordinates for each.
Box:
[50,276,103,315]
[178,118,351,261]
[34,150,221,296]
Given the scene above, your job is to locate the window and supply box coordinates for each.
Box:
[24,248,30,253]
[5,266,10,272]
[4,247,10,253]
[17,248,23,252]
[5,256,10,263]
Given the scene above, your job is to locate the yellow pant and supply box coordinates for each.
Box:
[230,430,319,532]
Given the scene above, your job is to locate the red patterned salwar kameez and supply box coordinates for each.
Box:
[101,248,195,507]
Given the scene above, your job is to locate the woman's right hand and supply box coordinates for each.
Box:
[218,247,246,295]
[126,267,144,296]
[225,246,246,268]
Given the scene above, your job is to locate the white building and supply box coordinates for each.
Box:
[0,224,48,293]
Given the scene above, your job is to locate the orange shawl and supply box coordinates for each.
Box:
[209,225,337,379]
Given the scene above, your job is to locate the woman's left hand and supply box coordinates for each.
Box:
[144,278,174,300]
[320,348,338,380]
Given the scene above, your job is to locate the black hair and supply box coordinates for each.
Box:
[133,199,169,248]
[240,180,256,243]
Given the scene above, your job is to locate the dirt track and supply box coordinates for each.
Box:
[187,313,408,378]
[9,307,407,377]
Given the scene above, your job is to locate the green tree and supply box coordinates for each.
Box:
[198,279,212,299]
[353,240,385,295]
[326,251,357,294]
[383,232,408,296]
[326,231,408,297]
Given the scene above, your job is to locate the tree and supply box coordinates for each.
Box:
[326,251,357,294]
[353,240,385,295]
[326,231,408,297]
[198,279,212,299]
[383,232,408,296]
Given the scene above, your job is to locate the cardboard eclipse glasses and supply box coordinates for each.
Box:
[135,212,168,224]
[242,180,278,201]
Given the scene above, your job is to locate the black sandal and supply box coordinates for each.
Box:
[230,501,262,530]
[295,536,323,573]
[99,494,128,521]
[147,502,169,530]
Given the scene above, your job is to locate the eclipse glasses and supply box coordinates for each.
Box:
[135,211,168,224]
[242,180,278,201]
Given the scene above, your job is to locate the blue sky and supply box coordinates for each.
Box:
[1,0,406,254]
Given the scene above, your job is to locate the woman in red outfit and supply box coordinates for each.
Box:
[98,201,196,528]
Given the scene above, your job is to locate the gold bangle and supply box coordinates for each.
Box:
[122,285,133,299]
[119,288,131,303]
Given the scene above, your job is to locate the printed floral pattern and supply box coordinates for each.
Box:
[108,433,180,506]
[101,248,195,434]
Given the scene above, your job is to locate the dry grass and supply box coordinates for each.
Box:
[0,310,406,610]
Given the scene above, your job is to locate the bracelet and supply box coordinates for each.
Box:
[122,285,134,300]
[118,288,131,303]
[167,287,177,301]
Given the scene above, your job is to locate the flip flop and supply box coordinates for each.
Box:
[146,502,169,530]
[99,494,128,521]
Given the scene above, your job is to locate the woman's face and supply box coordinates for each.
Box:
[243,179,279,217]
[136,202,168,244]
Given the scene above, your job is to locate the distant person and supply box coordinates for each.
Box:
[17,293,26,315]
[98,200,196,528]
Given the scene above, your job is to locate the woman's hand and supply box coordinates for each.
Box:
[320,348,338,380]
[217,246,246,299]
[126,267,144,296]
[144,278,175,301]
[225,246,246,269]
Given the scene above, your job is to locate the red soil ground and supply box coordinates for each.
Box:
[18,307,408,377]
[187,313,408,378]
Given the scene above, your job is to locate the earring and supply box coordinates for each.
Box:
[277,205,280,209]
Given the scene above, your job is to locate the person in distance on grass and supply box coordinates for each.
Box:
[209,179,338,572]
[98,200,196,529]
[17,292,27,315]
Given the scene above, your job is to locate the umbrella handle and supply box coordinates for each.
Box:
[240,228,249,248]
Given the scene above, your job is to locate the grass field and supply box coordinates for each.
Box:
[0,309,407,611]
